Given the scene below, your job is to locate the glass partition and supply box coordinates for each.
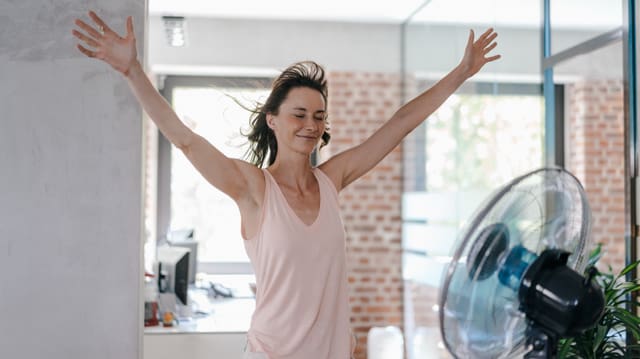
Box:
[402,0,628,357]
[550,0,622,54]
[402,1,544,358]
[553,32,625,274]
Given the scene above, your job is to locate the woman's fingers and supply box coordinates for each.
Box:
[126,16,134,38]
[73,17,101,56]
[483,32,498,47]
[76,44,97,58]
[478,28,494,42]
[475,30,497,52]
[483,41,498,55]
[72,29,99,48]
[473,28,500,63]
[467,29,475,45]
[88,11,113,35]
[74,18,102,39]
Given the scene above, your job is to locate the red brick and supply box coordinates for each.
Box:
[328,71,404,359]
[567,80,626,274]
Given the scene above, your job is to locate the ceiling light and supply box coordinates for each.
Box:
[162,16,186,47]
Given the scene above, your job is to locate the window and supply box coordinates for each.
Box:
[403,82,545,286]
[401,80,544,358]
[157,76,271,274]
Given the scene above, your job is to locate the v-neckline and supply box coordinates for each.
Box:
[265,168,321,228]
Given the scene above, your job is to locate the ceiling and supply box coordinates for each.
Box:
[148,0,426,23]
[149,0,622,29]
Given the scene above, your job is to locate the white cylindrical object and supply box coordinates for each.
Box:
[367,326,404,359]
[412,326,441,358]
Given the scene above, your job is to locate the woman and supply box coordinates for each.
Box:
[72,11,499,359]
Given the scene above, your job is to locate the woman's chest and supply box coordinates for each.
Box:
[278,186,321,226]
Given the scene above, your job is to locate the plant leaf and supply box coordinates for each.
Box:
[619,260,640,278]
[588,243,603,267]
[558,338,573,359]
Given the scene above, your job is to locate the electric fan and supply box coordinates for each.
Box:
[438,167,605,359]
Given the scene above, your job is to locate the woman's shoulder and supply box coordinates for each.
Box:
[231,159,267,201]
[316,162,342,193]
[232,158,265,176]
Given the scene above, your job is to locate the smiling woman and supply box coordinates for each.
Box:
[242,62,331,169]
[72,9,499,358]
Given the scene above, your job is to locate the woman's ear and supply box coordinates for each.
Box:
[266,113,276,130]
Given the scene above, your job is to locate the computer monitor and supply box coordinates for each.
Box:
[168,228,194,242]
[167,229,197,284]
[156,246,190,305]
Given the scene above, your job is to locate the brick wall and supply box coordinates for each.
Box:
[566,80,626,274]
[322,71,404,359]
[406,281,439,332]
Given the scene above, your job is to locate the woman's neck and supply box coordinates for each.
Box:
[268,155,315,190]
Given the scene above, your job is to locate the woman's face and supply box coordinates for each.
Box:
[268,86,326,156]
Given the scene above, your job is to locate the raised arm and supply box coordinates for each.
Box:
[321,28,500,191]
[72,11,261,202]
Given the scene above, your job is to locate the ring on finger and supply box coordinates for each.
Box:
[98,26,104,35]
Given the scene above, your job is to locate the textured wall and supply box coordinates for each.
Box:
[0,2,145,358]
[566,80,626,274]
[321,71,404,359]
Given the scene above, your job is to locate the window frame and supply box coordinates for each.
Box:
[157,75,273,275]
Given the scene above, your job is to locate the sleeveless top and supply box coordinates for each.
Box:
[243,167,350,359]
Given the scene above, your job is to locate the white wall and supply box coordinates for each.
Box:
[148,16,402,74]
[405,24,620,82]
[148,16,618,82]
[0,1,145,358]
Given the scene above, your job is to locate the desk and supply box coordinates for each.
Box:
[144,298,255,359]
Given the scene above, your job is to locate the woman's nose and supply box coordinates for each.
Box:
[303,117,318,131]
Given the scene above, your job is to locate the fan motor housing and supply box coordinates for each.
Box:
[518,249,605,337]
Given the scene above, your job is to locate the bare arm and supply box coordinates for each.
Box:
[72,11,260,201]
[322,28,501,191]
[123,61,258,200]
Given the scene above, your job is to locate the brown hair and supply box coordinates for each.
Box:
[244,61,331,167]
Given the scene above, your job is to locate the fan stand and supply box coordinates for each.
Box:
[524,324,558,359]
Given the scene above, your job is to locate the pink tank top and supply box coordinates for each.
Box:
[243,167,350,359]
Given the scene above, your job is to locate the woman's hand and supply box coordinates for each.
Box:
[459,28,501,79]
[72,11,137,76]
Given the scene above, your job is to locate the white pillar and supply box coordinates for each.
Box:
[0,1,145,358]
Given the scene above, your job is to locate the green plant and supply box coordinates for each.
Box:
[558,245,640,358]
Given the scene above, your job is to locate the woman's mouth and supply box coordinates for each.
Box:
[297,135,317,140]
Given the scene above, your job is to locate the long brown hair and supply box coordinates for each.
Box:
[244,61,331,167]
